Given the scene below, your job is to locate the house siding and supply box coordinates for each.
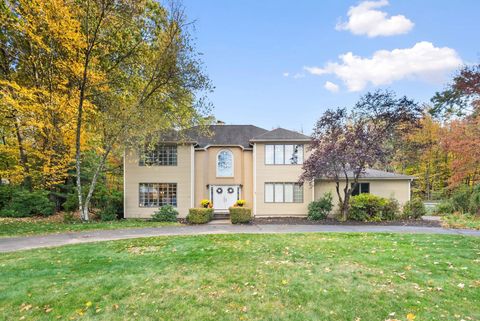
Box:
[254,142,313,216]
[124,144,193,218]
[314,179,412,209]
[194,147,253,208]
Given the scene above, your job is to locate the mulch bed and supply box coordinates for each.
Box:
[253,217,442,227]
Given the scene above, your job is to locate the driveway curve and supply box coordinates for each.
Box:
[1,224,479,253]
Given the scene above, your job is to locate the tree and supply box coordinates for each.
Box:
[431,64,480,118]
[300,90,422,220]
[71,0,212,221]
[389,113,450,200]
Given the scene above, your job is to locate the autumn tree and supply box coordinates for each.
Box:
[301,90,422,220]
[71,0,212,221]
[0,0,83,189]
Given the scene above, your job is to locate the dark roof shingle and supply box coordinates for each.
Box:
[250,128,311,141]
[186,125,268,148]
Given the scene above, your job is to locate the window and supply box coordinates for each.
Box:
[264,183,303,203]
[217,149,233,177]
[265,144,304,165]
[139,144,177,166]
[351,183,370,196]
[139,183,177,207]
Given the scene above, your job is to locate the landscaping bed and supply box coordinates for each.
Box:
[254,217,441,227]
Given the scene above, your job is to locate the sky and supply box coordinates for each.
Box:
[183,0,479,134]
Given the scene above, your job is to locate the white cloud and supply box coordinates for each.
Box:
[304,42,462,92]
[336,0,414,37]
[293,73,305,79]
[324,81,340,93]
[283,72,290,77]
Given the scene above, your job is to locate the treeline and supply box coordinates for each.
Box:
[0,0,212,220]
[388,64,480,202]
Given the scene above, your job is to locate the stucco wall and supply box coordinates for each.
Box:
[254,142,313,217]
[124,144,194,218]
[193,147,253,208]
[314,179,411,210]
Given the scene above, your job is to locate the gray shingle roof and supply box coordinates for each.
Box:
[185,125,269,148]
[317,168,414,180]
[250,128,311,142]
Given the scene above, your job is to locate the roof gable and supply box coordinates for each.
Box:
[186,125,268,148]
[250,127,311,142]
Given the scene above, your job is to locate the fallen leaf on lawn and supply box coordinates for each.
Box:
[113,304,119,310]
[281,279,288,285]
[241,306,248,313]
[407,313,416,320]
[85,301,92,307]
[457,283,465,289]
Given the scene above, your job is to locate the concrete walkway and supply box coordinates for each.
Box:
[1,224,479,253]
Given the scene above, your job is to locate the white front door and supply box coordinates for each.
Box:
[211,185,239,210]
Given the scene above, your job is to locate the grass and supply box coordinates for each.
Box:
[1,233,479,320]
[0,218,180,238]
[442,213,480,230]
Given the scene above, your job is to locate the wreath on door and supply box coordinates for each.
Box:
[216,187,223,194]
[227,187,234,194]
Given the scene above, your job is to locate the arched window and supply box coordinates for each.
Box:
[217,149,234,177]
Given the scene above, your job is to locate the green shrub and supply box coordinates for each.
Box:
[229,207,252,224]
[402,198,427,219]
[187,208,213,224]
[348,194,386,222]
[382,198,400,220]
[468,185,480,215]
[0,209,21,218]
[308,192,333,220]
[98,205,118,221]
[450,185,471,213]
[152,205,178,222]
[435,200,455,215]
[0,185,16,209]
[1,189,55,217]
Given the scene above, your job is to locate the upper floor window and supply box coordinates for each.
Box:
[351,183,370,196]
[217,149,233,177]
[139,144,177,166]
[265,144,304,165]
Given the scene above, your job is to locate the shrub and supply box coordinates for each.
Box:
[187,208,213,224]
[235,199,246,207]
[450,185,471,213]
[402,198,427,219]
[152,205,178,222]
[382,198,400,220]
[468,185,480,215]
[0,209,21,218]
[98,205,118,221]
[348,194,385,222]
[229,207,252,224]
[0,185,16,209]
[200,199,212,208]
[435,200,455,215]
[2,189,55,217]
[308,192,333,220]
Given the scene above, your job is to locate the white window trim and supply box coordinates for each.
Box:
[264,144,304,165]
[216,149,234,177]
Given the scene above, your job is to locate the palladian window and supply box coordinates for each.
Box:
[217,149,234,177]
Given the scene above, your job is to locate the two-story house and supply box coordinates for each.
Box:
[123,124,413,218]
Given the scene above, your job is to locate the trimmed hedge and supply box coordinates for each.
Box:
[229,207,252,224]
[187,208,213,224]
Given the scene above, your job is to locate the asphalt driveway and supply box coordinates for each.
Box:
[1,223,479,253]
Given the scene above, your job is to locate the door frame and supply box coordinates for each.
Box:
[209,184,241,210]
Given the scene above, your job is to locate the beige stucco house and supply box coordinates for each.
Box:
[123,124,413,218]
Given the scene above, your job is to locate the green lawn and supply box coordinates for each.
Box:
[442,213,480,230]
[0,218,180,238]
[1,233,479,320]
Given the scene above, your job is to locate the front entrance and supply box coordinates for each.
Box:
[210,185,240,212]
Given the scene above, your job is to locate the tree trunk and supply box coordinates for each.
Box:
[13,118,32,190]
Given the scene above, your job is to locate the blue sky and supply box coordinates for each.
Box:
[183,0,479,133]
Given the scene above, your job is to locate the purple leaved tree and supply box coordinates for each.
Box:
[300,90,422,220]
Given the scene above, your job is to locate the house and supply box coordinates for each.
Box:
[123,124,413,218]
